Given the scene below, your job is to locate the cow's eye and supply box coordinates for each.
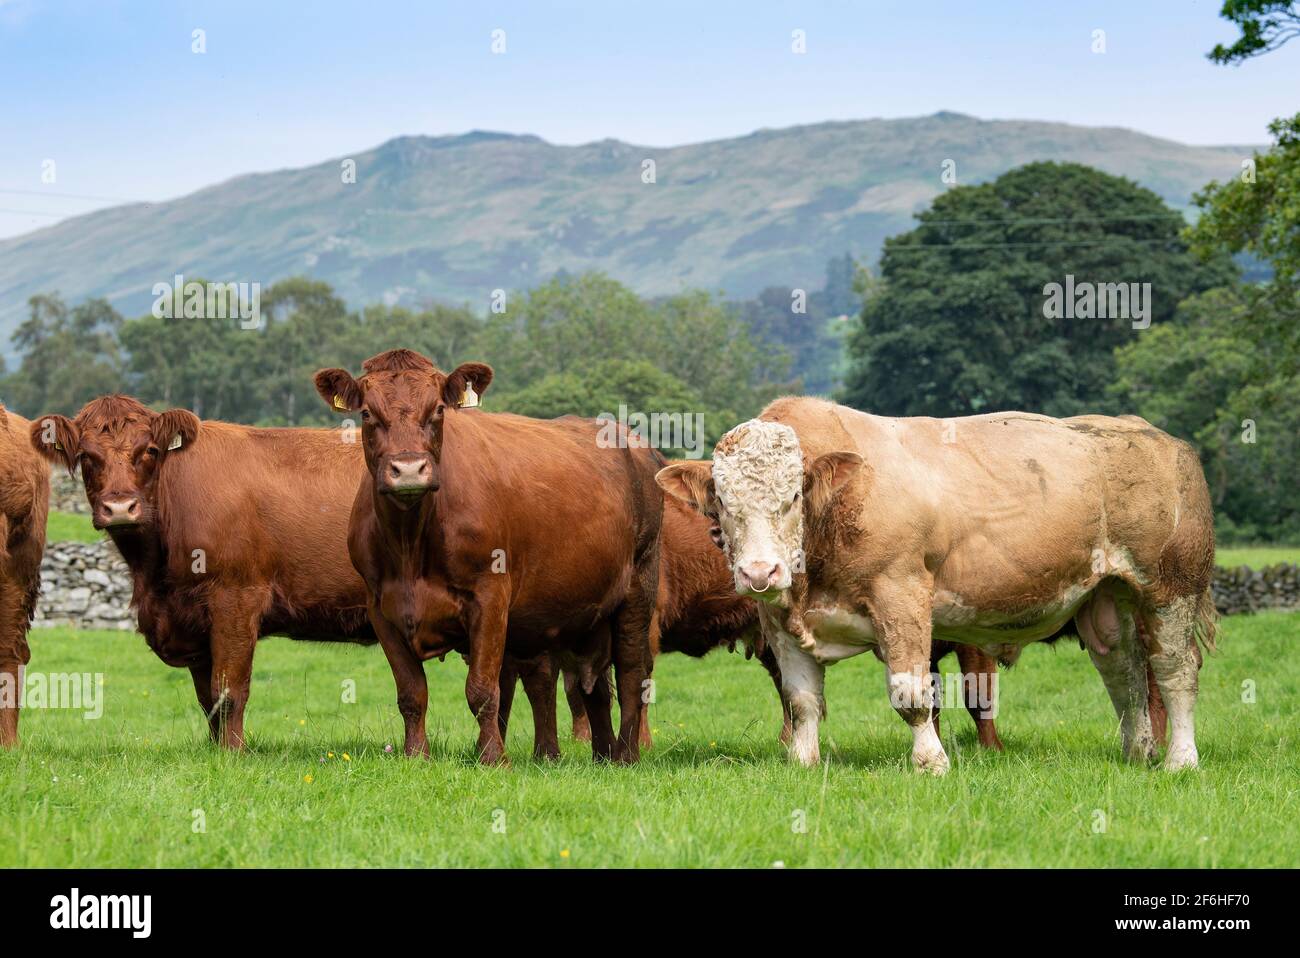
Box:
[144,446,159,459]
[360,409,371,421]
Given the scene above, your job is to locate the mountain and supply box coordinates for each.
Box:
[0,112,1252,343]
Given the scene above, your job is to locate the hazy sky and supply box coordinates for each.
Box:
[1,0,1296,239]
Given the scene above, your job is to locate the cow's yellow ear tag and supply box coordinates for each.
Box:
[333,394,348,410]
[54,440,63,451]
[459,381,479,409]
[167,433,183,451]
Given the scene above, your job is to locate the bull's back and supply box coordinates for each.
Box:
[771,398,1208,611]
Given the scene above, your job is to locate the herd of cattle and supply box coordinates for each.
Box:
[0,348,1217,772]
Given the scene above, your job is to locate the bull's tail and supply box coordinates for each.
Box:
[1194,586,1218,655]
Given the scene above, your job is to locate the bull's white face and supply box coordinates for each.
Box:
[711,421,805,599]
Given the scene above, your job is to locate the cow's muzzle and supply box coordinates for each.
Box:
[379,455,437,504]
[95,497,142,529]
[737,560,787,598]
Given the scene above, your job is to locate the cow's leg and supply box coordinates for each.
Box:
[763,612,825,767]
[516,653,561,761]
[757,642,793,745]
[578,668,616,762]
[928,640,949,745]
[954,643,1003,750]
[189,660,219,742]
[464,594,509,765]
[610,597,653,765]
[562,665,591,741]
[207,594,267,750]
[872,578,947,774]
[638,698,654,750]
[0,591,31,748]
[1146,594,1204,771]
[371,610,429,758]
[0,659,19,748]
[497,655,518,743]
[0,640,30,749]
[1079,590,1156,764]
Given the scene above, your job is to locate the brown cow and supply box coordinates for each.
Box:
[1,406,50,747]
[557,492,1009,751]
[29,395,375,748]
[314,349,663,765]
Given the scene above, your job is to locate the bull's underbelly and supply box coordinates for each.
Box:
[796,584,1096,664]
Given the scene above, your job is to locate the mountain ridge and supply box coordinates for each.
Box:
[0,112,1254,347]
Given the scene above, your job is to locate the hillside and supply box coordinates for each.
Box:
[0,112,1250,340]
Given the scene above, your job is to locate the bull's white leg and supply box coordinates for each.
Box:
[887,667,948,774]
[1083,596,1157,764]
[1147,595,1201,771]
[871,577,948,775]
[762,612,825,766]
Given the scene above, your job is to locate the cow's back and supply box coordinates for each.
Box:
[431,411,663,646]
[154,422,371,640]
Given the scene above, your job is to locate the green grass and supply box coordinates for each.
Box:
[3,611,1297,867]
[45,510,101,544]
[1215,545,1300,569]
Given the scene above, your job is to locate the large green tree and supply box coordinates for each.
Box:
[840,162,1236,418]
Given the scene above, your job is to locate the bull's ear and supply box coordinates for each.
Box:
[314,367,363,412]
[656,461,715,514]
[442,362,494,409]
[152,409,200,455]
[804,451,863,514]
[28,414,80,473]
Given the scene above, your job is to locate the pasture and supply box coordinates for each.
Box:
[2,611,1296,868]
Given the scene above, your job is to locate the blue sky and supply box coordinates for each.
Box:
[1,0,1296,239]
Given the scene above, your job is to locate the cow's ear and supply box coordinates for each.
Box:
[442,362,494,409]
[804,451,863,513]
[28,414,80,474]
[152,409,200,455]
[315,368,363,412]
[656,461,715,514]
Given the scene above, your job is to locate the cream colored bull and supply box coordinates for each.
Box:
[657,396,1216,774]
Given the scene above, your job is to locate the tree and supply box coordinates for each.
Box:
[840,162,1236,418]
[1112,288,1300,541]
[478,272,785,422]
[1209,1,1300,64]
[3,294,124,415]
[1187,113,1300,370]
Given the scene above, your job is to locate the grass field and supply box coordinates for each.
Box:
[2,612,1297,867]
[1214,545,1300,568]
[45,511,102,544]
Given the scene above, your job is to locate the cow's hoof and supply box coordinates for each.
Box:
[1163,745,1198,771]
[912,749,950,775]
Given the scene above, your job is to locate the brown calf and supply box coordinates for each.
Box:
[29,395,373,748]
[315,349,663,765]
[1,407,50,747]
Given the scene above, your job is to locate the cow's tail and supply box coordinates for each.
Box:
[1194,586,1218,655]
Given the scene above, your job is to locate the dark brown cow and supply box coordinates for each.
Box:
[314,349,663,765]
[1,406,50,747]
[557,492,1009,751]
[29,395,374,748]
